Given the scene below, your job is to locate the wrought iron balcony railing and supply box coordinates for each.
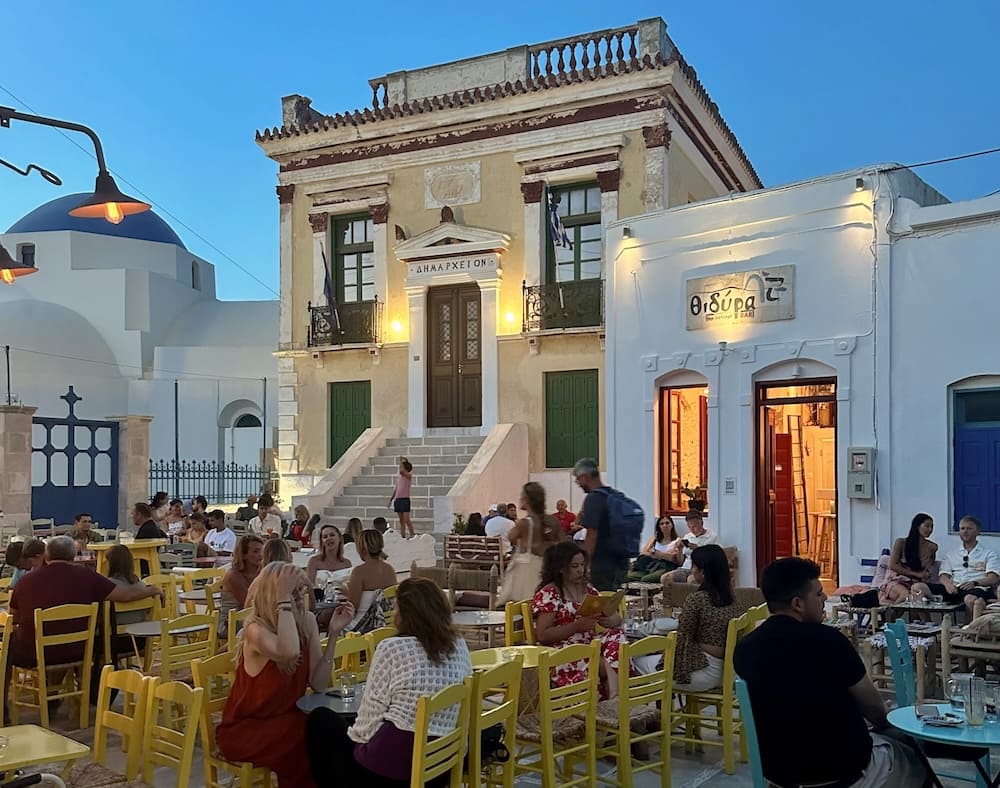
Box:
[308,297,382,347]
[522,279,604,333]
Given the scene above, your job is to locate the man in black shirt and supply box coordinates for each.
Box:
[734,557,923,787]
[573,457,627,591]
[132,503,166,540]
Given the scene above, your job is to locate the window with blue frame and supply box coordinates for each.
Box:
[953,388,1000,533]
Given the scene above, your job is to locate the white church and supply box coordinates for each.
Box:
[0,193,278,511]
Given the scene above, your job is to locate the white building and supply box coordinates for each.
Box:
[0,193,278,511]
[606,166,1000,586]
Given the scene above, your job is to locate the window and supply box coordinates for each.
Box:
[17,244,35,268]
[191,260,201,290]
[234,414,262,428]
[547,183,602,283]
[954,388,1000,533]
[660,386,708,513]
[333,215,374,304]
[544,370,599,468]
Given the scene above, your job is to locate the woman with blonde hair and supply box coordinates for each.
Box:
[501,481,564,603]
[343,529,396,634]
[290,504,311,545]
[308,577,471,784]
[263,538,292,565]
[218,562,355,787]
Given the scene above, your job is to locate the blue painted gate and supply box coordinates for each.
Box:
[954,426,1000,533]
[31,386,120,529]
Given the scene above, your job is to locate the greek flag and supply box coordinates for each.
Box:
[320,243,342,333]
[548,192,573,250]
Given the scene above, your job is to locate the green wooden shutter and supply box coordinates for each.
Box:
[545,370,599,468]
[328,381,371,465]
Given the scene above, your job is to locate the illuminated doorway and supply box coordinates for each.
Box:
[756,380,838,588]
[658,385,709,516]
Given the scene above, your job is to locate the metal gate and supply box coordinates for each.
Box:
[31,386,119,528]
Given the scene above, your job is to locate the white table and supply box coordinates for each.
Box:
[452,611,506,627]
[297,685,365,717]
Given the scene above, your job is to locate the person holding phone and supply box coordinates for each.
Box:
[217,562,355,788]
[660,509,719,586]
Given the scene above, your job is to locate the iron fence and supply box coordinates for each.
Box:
[308,297,382,347]
[149,459,270,505]
[522,278,604,332]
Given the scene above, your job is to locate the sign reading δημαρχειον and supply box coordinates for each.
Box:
[685,264,795,330]
[407,253,500,280]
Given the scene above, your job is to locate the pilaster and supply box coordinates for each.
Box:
[521,182,545,287]
[277,185,295,347]
[642,124,671,212]
[0,405,37,535]
[477,278,502,433]
[309,213,329,306]
[406,285,428,437]
[107,415,153,532]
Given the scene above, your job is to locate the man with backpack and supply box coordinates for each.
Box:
[573,457,644,591]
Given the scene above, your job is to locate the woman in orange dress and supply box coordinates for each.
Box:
[217,562,354,787]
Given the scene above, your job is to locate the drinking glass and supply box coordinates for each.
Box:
[986,682,999,723]
[476,610,489,624]
[0,734,7,758]
[948,673,974,712]
[339,672,357,699]
[501,648,517,662]
[969,678,986,726]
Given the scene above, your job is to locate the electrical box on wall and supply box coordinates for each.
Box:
[847,447,875,499]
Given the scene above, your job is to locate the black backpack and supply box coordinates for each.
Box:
[592,487,645,559]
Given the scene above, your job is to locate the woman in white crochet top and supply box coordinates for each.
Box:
[307,577,472,785]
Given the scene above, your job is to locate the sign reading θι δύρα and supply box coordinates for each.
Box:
[685,264,795,330]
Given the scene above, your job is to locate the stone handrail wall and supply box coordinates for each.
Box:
[431,423,528,533]
[293,427,390,517]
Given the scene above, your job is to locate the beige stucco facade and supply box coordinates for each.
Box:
[258,18,760,496]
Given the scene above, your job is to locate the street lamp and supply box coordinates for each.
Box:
[0,243,37,285]
[0,105,151,225]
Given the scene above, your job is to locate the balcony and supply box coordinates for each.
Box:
[522,279,604,333]
[308,297,382,347]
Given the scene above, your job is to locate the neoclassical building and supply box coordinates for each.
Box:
[257,18,760,502]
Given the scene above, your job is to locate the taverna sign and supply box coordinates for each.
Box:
[685,265,795,330]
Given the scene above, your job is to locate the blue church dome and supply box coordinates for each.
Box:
[6,193,187,249]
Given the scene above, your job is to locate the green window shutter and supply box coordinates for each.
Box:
[329,381,371,465]
[545,370,599,468]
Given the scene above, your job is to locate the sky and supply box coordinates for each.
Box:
[2,1,999,301]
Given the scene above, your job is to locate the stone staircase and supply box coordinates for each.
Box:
[322,433,485,543]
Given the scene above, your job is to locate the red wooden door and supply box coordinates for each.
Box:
[772,433,794,558]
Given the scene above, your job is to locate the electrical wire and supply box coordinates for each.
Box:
[884,146,1000,172]
[7,344,271,383]
[0,83,279,297]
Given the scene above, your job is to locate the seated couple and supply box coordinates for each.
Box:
[532,541,743,695]
[881,513,998,618]
[217,565,470,787]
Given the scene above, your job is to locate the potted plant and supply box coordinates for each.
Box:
[452,512,467,535]
[682,483,707,512]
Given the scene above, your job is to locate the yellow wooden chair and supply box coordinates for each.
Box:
[142,679,206,785]
[503,599,535,647]
[11,602,99,728]
[145,572,184,619]
[192,653,273,788]
[0,611,10,726]
[0,576,12,607]
[102,595,162,670]
[747,602,769,630]
[594,633,677,787]
[411,680,472,788]
[71,665,153,783]
[466,655,523,788]
[160,612,218,681]
[365,625,397,655]
[672,610,750,774]
[514,641,600,788]
[227,607,252,655]
[333,633,373,681]
[182,569,226,613]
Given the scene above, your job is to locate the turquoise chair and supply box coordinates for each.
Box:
[734,678,767,788]
[883,619,988,787]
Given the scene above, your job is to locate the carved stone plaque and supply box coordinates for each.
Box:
[424,162,481,209]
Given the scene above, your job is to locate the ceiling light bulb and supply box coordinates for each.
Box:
[1,269,14,285]
[104,202,124,224]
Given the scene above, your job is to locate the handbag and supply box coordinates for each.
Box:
[465,723,510,771]
[498,517,543,604]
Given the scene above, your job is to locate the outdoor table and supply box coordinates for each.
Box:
[178,589,221,604]
[941,615,1000,685]
[171,561,230,576]
[453,610,507,648]
[297,684,366,719]
[624,581,663,618]
[864,624,941,702]
[91,538,169,577]
[472,645,552,714]
[0,724,89,776]
[888,705,1000,787]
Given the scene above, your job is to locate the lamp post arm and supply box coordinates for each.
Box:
[0,105,109,174]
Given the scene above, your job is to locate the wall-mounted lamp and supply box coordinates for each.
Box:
[0,243,37,285]
[718,341,728,353]
[1,105,151,225]
[622,226,632,238]
[390,319,404,336]
[503,311,517,326]
[854,177,865,192]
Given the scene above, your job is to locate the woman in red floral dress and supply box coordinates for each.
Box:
[532,541,627,697]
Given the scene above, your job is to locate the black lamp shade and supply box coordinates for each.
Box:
[68,171,151,224]
[0,243,38,284]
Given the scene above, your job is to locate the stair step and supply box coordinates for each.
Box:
[367,454,477,466]
[341,486,452,499]
[385,436,485,447]
[360,463,469,475]
[380,444,483,457]
[350,475,454,487]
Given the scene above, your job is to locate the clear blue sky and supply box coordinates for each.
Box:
[3,1,998,301]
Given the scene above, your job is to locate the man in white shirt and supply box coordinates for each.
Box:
[936,515,1000,618]
[204,509,236,555]
[661,510,719,586]
[248,493,283,537]
[484,508,515,540]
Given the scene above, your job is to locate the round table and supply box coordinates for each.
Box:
[178,589,221,604]
[297,685,366,719]
[91,538,169,576]
[889,706,1000,786]
[472,645,552,714]
[453,611,507,626]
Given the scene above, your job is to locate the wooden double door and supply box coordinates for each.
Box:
[427,284,482,427]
